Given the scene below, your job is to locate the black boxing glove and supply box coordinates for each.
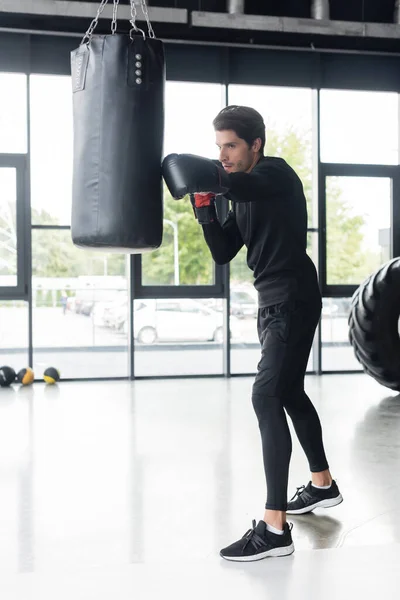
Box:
[162,153,230,200]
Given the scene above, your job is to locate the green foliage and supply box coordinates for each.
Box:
[142,189,214,285]
[265,123,313,220]
[30,209,127,278]
[326,178,379,284]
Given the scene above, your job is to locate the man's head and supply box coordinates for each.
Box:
[213,105,266,173]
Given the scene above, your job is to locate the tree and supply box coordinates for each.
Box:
[142,188,213,285]
[30,209,127,278]
[0,201,17,275]
[326,178,379,284]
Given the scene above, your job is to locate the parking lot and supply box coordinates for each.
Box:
[0,305,361,378]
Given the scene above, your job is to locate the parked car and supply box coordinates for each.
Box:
[119,298,239,344]
[322,298,352,318]
[230,289,257,318]
[92,292,128,328]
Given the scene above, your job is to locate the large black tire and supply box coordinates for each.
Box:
[348,258,400,390]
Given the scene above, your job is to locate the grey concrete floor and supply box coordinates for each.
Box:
[0,374,399,598]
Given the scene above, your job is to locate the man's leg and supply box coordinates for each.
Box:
[251,302,299,527]
[281,299,330,479]
[252,299,333,524]
[279,300,343,514]
[219,302,299,561]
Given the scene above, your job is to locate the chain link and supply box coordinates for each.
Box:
[140,0,155,38]
[81,0,110,45]
[129,0,146,39]
[111,0,120,34]
[80,0,156,45]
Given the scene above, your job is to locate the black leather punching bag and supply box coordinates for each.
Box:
[70,31,165,252]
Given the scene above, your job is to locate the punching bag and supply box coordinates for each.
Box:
[70,2,165,253]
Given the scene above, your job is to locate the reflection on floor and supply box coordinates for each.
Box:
[0,374,399,599]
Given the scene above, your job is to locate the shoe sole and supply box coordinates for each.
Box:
[220,542,295,562]
[286,493,343,515]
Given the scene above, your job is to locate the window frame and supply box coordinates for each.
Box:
[319,162,400,298]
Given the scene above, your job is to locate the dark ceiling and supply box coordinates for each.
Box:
[2,1,400,54]
[67,0,399,23]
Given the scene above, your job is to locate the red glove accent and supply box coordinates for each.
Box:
[193,192,215,207]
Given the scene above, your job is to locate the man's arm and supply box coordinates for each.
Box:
[227,162,293,204]
[201,210,244,265]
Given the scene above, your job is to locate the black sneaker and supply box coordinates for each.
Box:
[219,519,294,562]
[287,480,343,515]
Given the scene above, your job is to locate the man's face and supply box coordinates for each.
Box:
[216,130,261,173]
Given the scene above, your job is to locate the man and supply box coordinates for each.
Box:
[162,105,343,563]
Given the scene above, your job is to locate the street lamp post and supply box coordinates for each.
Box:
[163,219,179,285]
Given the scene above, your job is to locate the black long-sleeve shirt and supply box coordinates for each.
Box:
[202,156,321,308]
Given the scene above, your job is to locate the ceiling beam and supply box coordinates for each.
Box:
[0,0,188,24]
[191,11,400,40]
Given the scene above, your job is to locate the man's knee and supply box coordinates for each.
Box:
[251,391,283,421]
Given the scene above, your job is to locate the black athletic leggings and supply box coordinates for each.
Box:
[252,298,329,511]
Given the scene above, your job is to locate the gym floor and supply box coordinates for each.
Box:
[0,374,399,599]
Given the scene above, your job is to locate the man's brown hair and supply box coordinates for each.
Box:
[213,105,266,154]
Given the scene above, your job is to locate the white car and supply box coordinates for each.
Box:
[124,298,239,344]
[230,289,257,318]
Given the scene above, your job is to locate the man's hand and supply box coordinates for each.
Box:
[190,193,217,224]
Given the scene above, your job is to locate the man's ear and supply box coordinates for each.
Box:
[252,138,262,153]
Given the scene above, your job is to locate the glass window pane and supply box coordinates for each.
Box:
[326,177,391,285]
[322,297,362,371]
[0,73,27,153]
[164,81,225,158]
[0,168,17,287]
[141,193,215,285]
[228,84,314,226]
[142,82,225,287]
[30,75,73,226]
[32,229,129,378]
[321,90,399,165]
[133,298,224,376]
[0,300,29,368]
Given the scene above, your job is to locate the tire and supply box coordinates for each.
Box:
[137,326,157,345]
[348,258,400,390]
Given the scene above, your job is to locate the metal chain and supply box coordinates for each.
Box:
[81,0,156,45]
[81,0,110,45]
[111,0,120,34]
[130,0,156,39]
[140,0,156,38]
[129,0,146,39]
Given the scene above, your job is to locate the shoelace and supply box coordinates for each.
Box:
[289,485,306,502]
[241,520,268,553]
[241,520,293,553]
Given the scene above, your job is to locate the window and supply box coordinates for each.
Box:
[31,230,129,379]
[141,81,225,287]
[325,176,391,286]
[320,90,399,165]
[133,298,225,376]
[0,168,17,287]
[30,75,73,226]
[321,298,362,371]
[0,300,29,368]
[0,73,27,154]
